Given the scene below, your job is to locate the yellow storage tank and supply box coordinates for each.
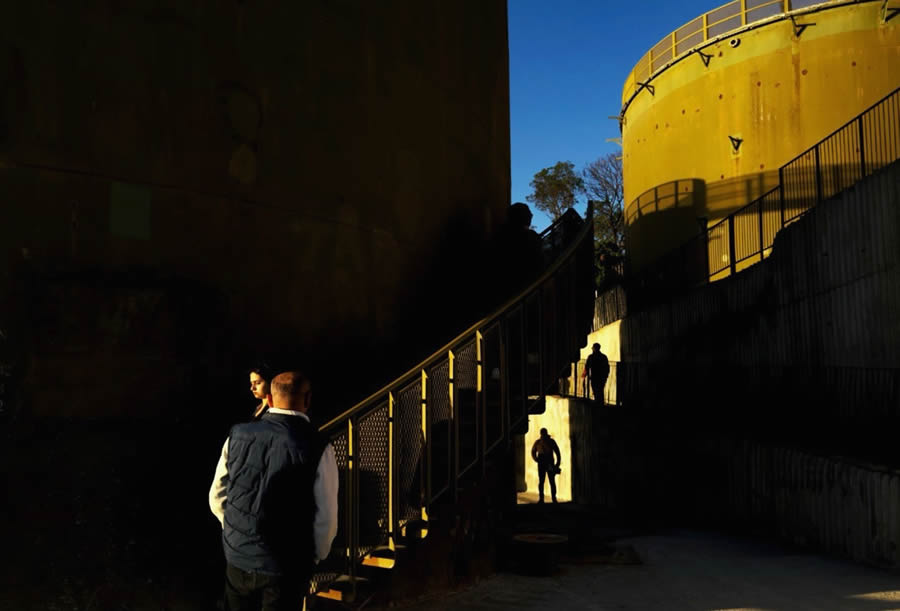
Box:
[621,0,900,272]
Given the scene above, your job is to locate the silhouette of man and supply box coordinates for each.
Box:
[493,202,544,305]
[209,371,339,611]
[530,428,561,504]
[584,343,609,404]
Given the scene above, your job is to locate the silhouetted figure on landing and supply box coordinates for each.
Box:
[493,202,544,306]
[584,343,609,405]
[531,428,561,504]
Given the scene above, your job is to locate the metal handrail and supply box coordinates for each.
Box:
[630,85,899,300]
[319,208,594,432]
[311,204,596,597]
[621,0,877,112]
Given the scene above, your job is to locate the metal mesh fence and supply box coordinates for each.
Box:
[505,306,526,428]
[357,403,389,558]
[482,323,503,452]
[428,359,451,503]
[310,429,350,592]
[395,381,425,529]
[454,339,478,476]
[524,293,542,400]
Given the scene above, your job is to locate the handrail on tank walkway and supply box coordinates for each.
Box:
[311,203,595,600]
[630,85,900,302]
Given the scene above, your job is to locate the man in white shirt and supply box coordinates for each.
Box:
[209,370,339,610]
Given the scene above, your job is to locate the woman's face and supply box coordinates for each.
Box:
[249,372,269,400]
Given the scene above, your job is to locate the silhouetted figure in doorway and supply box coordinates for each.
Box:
[584,343,609,405]
[531,428,561,504]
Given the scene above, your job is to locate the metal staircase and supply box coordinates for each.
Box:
[309,205,596,606]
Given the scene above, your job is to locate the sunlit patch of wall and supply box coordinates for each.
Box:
[523,396,573,502]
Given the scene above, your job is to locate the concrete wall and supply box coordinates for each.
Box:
[523,396,573,502]
[616,160,900,448]
[715,440,900,568]
[584,160,900,562]
[0,1,511,418]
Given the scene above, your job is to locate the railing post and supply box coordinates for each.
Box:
[347,418,357,584]
[728,215,737,277]
[814,145,823,206]
[779,167,786,227]
[388,392,396,551]
[758,199,765,260]
[448,349,458,504]
[420,369,429,521]
[740,0,747,25]
[702,12,709,40]
[476,330,485,476]
[858,115,866,179]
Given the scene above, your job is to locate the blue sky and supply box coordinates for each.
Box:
[509,0,719,229]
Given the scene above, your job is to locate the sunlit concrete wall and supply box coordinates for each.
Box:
[621,0,900,271]
[523,397,573,502]
[0,1,510,417]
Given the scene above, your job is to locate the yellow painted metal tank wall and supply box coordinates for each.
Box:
[621,0,900,271]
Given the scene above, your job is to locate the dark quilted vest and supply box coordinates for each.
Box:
[223,412,325,575]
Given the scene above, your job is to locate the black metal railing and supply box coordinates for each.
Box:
[311,204,595,598]
[632,86,900,297]
[560,359,619,406]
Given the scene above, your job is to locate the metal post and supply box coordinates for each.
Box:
[420,369,429,521]
[388,392,396,551]
[858,116,866,179]
[740,0,748,25]
[778,167,786,227]
[758,198,765,260]
[728,215,737,276]
[449,349,457,503]
[702,12,709,40]
[477,330,486,475]
[347,418,357,583]
[814,145,823,205]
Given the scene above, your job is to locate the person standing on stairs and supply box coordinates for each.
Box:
[531,428,562,503]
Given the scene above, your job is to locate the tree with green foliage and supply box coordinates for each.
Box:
[526,161,584,221]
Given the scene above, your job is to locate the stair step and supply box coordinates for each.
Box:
[314,575,373,603]
[360,544,404,569]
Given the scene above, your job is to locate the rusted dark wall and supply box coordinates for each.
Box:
[0,1,510,420]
